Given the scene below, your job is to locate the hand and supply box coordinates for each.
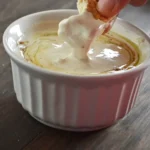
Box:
[97,0,147,18]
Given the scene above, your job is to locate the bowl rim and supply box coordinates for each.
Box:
[3,9,150,79]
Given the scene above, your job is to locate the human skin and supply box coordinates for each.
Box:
[97,0,147,18]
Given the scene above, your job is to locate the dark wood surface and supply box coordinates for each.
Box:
[1,0,150,150]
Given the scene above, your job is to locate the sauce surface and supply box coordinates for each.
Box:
[18,31,140,75]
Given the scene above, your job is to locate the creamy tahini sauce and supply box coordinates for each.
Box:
[18,32,139,75]
[58,11,107,59]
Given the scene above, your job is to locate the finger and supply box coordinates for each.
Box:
[130,0,147,6]
[97,0,130,18]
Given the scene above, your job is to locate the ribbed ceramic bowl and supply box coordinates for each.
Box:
[3,10,150,131]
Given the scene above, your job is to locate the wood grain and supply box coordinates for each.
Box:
[0,0,150,150]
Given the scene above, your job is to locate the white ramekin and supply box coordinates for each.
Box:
[3,10,150,131]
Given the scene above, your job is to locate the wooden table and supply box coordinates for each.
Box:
[0,0,150,149]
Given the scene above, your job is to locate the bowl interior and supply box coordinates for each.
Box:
[3,9,150,73]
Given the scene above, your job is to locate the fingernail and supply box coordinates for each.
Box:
[97,0,129,18]
[97,0,118,18]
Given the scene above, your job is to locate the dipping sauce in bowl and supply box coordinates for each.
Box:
[18,26,140,75]
[3,10,150,131]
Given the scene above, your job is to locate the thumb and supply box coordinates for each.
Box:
[97,0,130,19]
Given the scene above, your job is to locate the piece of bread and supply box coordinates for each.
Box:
[77,0,114,22]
